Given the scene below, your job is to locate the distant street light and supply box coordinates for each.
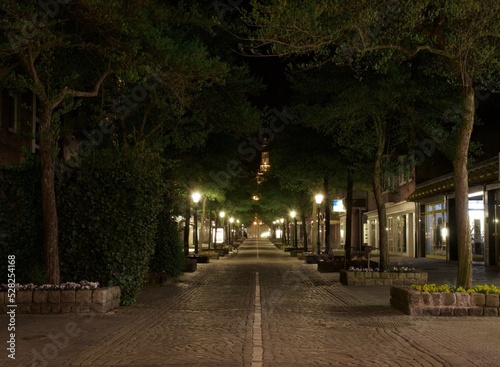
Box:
[290,210,297,248]
[192,192,201,254]
[315,194,324,255]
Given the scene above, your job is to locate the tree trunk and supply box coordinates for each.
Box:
[39,104,60,284]
[373,117,389,271]
[215,211,219,247]
[301,213,308,251]
[345,169,354,251]
[184,207,190,256]
[455,87,474,288]
[199,197,207,246]
[208,210,213,249]
[312,203,318,253]
[323,177,331,253]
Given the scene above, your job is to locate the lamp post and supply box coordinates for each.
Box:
[290,210,297,248]
[315,194,324,255]
[192,192,201,254]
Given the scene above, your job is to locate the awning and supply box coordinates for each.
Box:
[407,157,499,201]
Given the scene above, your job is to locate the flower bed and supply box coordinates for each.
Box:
[390,284,500,316]
[340,267,428,286]
[0,281,120,314]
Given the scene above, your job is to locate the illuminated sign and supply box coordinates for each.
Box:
[333,199,346,212]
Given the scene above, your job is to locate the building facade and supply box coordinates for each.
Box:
[0,90,38,165]
[409,155,500,265]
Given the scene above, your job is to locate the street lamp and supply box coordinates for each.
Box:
[290,210,297,248]
[192,192,201,254]
[315,194,324,255]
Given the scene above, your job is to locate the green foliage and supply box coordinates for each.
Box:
[57,147,165,305]
[0,157,44,284]
[149,212,185,278]
[412,283,500,294]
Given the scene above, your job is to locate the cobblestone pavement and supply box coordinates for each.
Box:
[2,239,500,367]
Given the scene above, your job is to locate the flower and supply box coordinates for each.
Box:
[390,266,416,273]
[411,283,500,294]
[0,280,99,291]
[348,267,374,272]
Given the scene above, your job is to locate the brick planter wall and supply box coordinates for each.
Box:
[340,271,428,286]
[0,286,120,314]
[390,286,500,316]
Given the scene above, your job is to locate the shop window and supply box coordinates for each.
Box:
[396,215,407,253]
[2,91,18,133]
[469,199,484,257]
[369,220,377,248]
[425,202,446,256]
[495,192,500,263]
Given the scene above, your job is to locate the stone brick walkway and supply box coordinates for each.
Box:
[2,239,500,366]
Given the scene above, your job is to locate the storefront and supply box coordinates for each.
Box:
[410,156,500,264]
[364,201,416,257]
[422,200,447,258]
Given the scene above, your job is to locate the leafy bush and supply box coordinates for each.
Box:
[0,156,44,283]
[412,283,500,294]
[58,147,165,305]
[149,211,185,278]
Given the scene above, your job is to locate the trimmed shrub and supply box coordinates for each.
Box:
[149,212,185,278]
[0,156,44,283]
[58,147,164,305]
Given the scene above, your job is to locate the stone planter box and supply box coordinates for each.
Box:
[291,249,304,257]
[184,258,197,272]
[188,255,209,263]
[317,260,344,273]
[390,286,500,316]
[340,271,428,286]
[0,286,120,314]
[305,255,318,264]
[201,252,219,260]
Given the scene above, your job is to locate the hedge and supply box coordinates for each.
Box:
[0,156,44,284]
[57,147,165,305]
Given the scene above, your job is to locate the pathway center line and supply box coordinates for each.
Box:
[252,272,263,367]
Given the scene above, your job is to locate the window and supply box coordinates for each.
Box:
[424,202,447,256]
[3,91,18,133]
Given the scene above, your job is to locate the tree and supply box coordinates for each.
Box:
[1,1,263,284]
[0,1,139,283]
[245,0,500,287]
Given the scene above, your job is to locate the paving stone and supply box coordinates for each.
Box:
[3,239,500,367]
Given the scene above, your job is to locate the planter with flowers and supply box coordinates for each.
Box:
[0,281,120,314]
[315,252,345,272]
[340,266,428,286]
[391,283,500,316]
